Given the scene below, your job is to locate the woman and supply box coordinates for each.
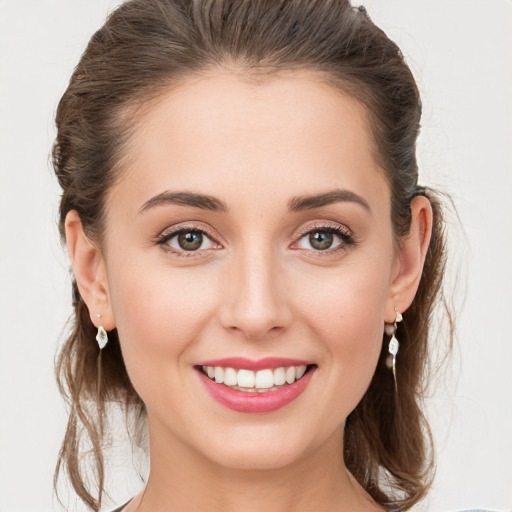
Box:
[53,1,452,510]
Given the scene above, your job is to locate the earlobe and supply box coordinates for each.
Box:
[64,211,115,330]
[386,195,433,320]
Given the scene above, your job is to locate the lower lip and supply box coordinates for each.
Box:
[197,368,315,413]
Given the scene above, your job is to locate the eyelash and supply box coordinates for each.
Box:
[293,222,357,255]
[156,222,357,258]
[156,223,220,258]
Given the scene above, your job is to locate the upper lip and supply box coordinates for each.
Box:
[196,357,314,371]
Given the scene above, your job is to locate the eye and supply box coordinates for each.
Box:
[293,225,355,252]
[305,231,336,250]
[158,227,220,255]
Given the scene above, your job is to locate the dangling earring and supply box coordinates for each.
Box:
[385,308,402,390]
[96,325,108,349]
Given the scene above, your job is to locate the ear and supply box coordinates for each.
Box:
[65,210,116,330]
[385,195,433,321]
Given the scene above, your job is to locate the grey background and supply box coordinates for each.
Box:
[0,0,511,510]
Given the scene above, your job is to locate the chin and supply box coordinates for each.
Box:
[207,444,305,471]
[194,422,333,472]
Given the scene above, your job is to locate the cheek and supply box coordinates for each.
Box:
[106,260,219,388]
[290,261,390,405]
[294,259,390,343]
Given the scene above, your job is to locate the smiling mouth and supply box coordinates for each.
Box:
[197,364,316,393]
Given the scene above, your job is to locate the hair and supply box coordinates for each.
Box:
[53,1,451,510]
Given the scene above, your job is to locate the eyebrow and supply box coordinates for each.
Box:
[139,191,229,214]
[139,188,370,215]
[288,189,371,213]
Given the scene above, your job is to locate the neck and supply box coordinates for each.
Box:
[129,418,382,512]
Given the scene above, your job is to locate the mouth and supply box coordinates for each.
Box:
[197,363,314,392]
[195,358,317,413]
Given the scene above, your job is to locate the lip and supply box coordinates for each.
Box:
[196,357,313,371]
[196,365,316,413]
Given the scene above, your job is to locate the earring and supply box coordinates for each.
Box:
[385,309,402,388]
[96,325,108,350]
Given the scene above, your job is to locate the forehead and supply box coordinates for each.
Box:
[111,70,387,214]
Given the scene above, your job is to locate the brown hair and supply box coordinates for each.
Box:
[53,0,451,510]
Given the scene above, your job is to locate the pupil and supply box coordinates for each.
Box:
[178,231,203,251]
[309,231,333,250]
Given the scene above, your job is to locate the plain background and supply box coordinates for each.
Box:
[0,0,511,511]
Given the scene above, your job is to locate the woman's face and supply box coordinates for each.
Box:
[101,72,400,469]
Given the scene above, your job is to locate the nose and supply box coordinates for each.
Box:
[219,245,293,340]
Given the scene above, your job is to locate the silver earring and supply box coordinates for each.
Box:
[385,309,402,388]
[96,325,108,350]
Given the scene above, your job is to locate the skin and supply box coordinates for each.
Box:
[66,71,432,512]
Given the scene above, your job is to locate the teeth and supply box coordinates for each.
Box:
[296,365,307,379]
[285,366,296,384]
[214,366,224,384]
[255,369,274,389]
[224,367,238,386]
[273,367,286,386]
[202,365,309,390]
[237,369,255,388]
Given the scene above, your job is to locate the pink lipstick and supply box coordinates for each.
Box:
[196,358,315,413]
[197,357,313,371]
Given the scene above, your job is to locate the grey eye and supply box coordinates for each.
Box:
[165,230,216,252]
[308,231,334,250]
[296,229,346,251]
[178,231,203,250]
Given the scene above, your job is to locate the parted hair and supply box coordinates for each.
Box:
[53,0,450,510]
